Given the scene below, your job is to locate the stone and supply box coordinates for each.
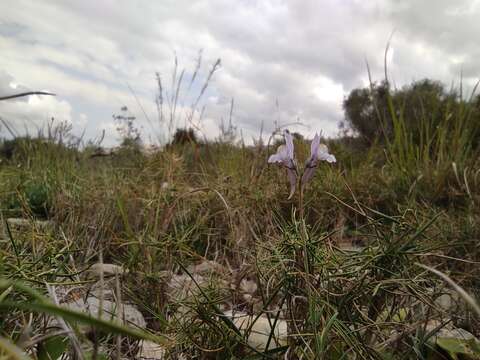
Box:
[6,218,53,229]
[87,263,127,278]
[424,320,480,357]
[186,260,227,276]
[137,341,188,360]
[239,279,257,295]
[52,296,146,332]
[138,340,166,359]
[223,311,288,350]
[161,182,170,190]
[336,238,365,252]
[168,273,206,301]
[434,289,460,312]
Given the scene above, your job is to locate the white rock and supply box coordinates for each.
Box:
[161,182,170,190]
[242,294,253,303]
[186,260,226,276]
[89,297,146,328]
[434,290,460,312]
[223,311,287,350]
[336,238,365,252]
[87,263,127,277]
[6,218,52,229]
[239,279,257,295]
[168,273,206,300]
[441,328,477,341]
[54,296,146,331]
[425,320,479,342]
[87,280,117,300]
[166,273,209,316]
[435,327,477,341]
[138,340,166,359]
[137,341,188,360]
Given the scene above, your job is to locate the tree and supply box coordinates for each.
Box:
[113,106,141,148]
[171,128,197,145]
[342,79,465,146]
[342,80,391,144]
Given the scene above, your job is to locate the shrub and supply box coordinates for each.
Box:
[171,128,197,145]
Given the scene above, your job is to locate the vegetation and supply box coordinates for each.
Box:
[0,72,479,359]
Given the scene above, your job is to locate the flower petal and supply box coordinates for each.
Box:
[301,135,336,187]
[301,166,316,187]
[310,133,320,162]
[317,144,336,162]
[268,153,281,163]
[284,130,295,160]
[268,130,299,199]
[326,154,336,163]
[268,145,288,163]
[287,168,297,199]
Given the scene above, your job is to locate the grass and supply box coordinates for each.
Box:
[1,78,480,358]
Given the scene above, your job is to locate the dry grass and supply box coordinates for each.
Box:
[0,130,478,358]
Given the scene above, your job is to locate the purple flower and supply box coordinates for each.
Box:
[268,130,297,199]
[301,134,336,186]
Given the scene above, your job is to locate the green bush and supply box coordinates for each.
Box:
[24,181,50,218]
[4,180,51,218]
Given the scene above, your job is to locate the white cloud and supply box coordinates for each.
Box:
[0,94,73,136]
[77,113,88,128]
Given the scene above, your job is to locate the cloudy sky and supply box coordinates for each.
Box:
[1,0,479,146]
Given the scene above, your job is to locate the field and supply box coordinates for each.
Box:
[1,81,480,359]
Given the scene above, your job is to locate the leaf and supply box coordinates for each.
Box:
[84,352,109,360]
[37,336,69,360]
[436,337,480,359]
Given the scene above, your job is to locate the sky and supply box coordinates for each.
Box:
[1,0,480,146]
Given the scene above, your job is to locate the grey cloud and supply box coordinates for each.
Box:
[1,1,479,144]
[385,0,480,82]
